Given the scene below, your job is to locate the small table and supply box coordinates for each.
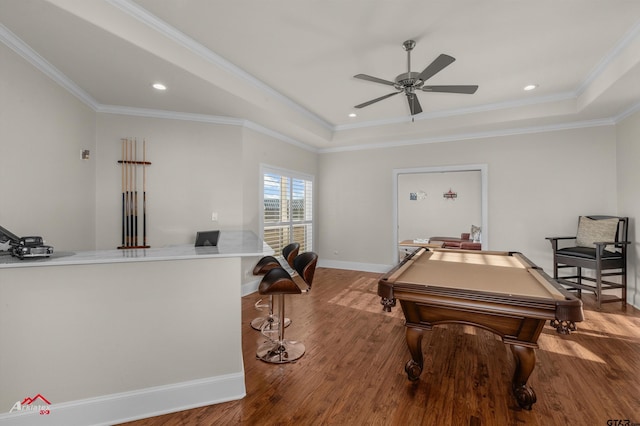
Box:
[378,248,583,410]
[398,239,444,249]
[397,239,443,260]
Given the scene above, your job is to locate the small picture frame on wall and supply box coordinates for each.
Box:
[410,192,417,200]
[443,188,458,200]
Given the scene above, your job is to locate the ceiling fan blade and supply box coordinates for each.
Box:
[354,74,396,86]
[354,91,401,109]
[422,85,478,94]
[406,92,422,115]
[417,54,455,82]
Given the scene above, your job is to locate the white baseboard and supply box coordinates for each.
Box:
[241,277,260,296]
[0,373,246,426]
[630,287,640,310]
[241,261,390,297]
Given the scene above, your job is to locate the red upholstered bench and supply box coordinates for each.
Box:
[460,242,482,250]
[430,233,481,250]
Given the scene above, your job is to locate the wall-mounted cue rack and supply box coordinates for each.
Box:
[118,138,151,249]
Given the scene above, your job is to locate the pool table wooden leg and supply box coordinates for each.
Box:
[404,326,424,381]
[380,297,396,312]
[510,344,537,410]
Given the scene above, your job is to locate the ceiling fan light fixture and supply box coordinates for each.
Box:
[348,113,357,118]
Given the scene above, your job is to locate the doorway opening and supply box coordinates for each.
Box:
[392,164,488,261]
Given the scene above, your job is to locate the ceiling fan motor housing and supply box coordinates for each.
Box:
[395,72,423,90]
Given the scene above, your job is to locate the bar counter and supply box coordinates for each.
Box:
[0,231,272,426]
[0,230,271,268]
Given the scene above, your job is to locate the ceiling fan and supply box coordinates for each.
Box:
[353,40,478,116]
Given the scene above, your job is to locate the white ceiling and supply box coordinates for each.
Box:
[2,0,640,151]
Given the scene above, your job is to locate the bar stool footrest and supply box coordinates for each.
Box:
[256,340,305,363]
[250,316,291,331]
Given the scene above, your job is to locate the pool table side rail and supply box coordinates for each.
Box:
[396,292,549,347]
[390,281,581,321]
[386,247,427,282]
[379,247,426,306]
[378,249,584,325]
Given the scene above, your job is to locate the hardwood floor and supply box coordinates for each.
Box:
[121,268,640,425]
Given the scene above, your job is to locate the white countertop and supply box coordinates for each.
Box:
[0,230,273,268]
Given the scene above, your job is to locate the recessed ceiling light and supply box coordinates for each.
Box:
[524,84,538,91]
[152,83,167,91]
[348,113,357,118]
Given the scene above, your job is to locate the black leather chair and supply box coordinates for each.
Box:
[256,251,318,363]
[547,216,629,309]
[251,242,300,331]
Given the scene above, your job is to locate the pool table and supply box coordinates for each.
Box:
[378,248,584,410]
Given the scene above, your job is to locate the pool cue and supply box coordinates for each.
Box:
[121,138,125,247]
[143,139,147,247]
[124,138,129,247]
[127,139,133,247]
[129,138,134,247]
[134,138,138,246]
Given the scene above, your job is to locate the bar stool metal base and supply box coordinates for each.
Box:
[250,316,291,331]
[256,340,305,364]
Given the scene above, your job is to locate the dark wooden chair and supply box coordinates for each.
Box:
[251,242,300,331]
[256,251,318,364]
[547,216,629,309]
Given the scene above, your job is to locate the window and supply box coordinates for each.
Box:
[261,166,313,256]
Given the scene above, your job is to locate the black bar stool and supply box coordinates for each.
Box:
[256,251,318,364]
[251,243,299,331]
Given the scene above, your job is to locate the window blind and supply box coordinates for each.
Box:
[261,167,313,256]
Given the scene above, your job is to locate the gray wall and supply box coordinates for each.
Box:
[2,38,639,306]
[318,126,618,272]
[95,114,244,249]
[616,109,640,307]
[0,42,96,251]
[397,170,482,241]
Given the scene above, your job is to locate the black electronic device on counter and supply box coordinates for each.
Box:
[194,230,220,247]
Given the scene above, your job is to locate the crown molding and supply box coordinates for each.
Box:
[242,121,318,153]
[97,104,244,126]
[334,92,577,132]
[614,100,640,123]
[0,23,99,109]
[0,22,318,152]
[2,10,637,156]
[320,118,615,153]
[577,19,640,97]
[98,105,317,152]
[105,0,333,132]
